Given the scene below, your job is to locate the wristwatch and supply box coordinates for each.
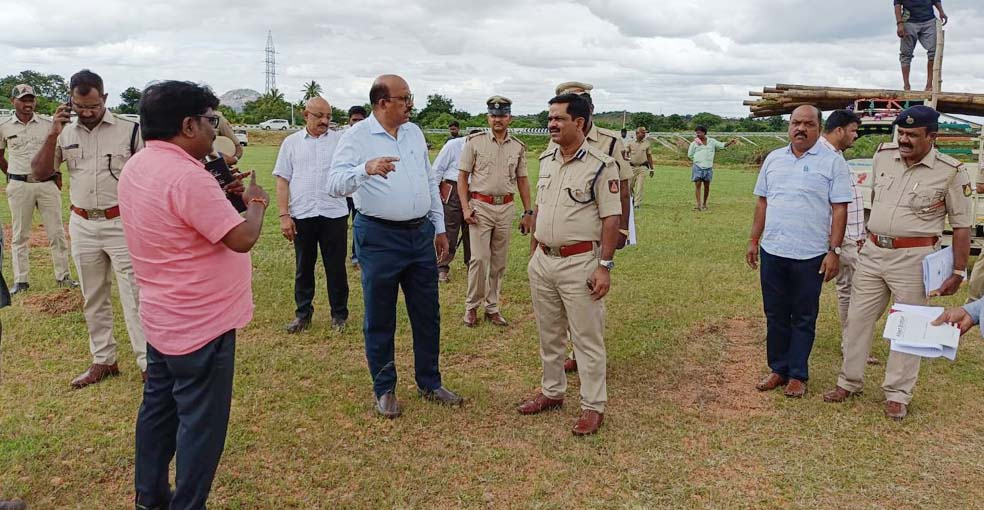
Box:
[830,246,842,255]
[954,269,967,279]
[599,260,615,271]
[523,209,534,216]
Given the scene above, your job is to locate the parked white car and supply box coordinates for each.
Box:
[259,119,290,130]
[234,128,249,146]
[118,113,140,123]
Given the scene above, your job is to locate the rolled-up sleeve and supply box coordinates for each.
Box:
[327,131,371,197]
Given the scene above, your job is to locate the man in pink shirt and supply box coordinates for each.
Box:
[119,81,269,510]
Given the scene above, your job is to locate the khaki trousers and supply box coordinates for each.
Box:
[6,180,71,283]
[967,255,984,303]
[835,237,861,343]
[528,248,607,412]
[837,242,929,404]
[630,165,646,206]
[466,200,513,314]
[69,214,147,370]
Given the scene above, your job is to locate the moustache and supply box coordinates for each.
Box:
[899,143,913,149]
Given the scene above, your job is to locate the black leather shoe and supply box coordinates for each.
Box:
[419,386,463,406]
[376,391,401,418]
[331,318,346,332]
[56,278,79,288]
[8,283,28,296]
[286,317,311,334]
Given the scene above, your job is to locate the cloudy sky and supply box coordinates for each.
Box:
[4,0,984,117]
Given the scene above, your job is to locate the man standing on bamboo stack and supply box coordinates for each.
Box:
[894,0,948,91]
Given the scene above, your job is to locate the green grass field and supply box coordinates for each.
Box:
[2,144,984,509]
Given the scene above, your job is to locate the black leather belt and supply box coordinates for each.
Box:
[7,173,57,183]
[361,214,428,229]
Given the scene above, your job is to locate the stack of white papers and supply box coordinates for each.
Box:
[922,247,953,296]
[626,197,637,246]
[882,303,960,360]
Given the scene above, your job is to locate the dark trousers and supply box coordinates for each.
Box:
[760,249,824,381]
[347,198,357,262]
[354,213,442,397]
[294,215,349,321]
[134,330,236,510]
[438,180,470,273]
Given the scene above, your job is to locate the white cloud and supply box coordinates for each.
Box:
[1,0,982,117]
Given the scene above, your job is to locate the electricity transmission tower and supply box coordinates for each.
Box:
[265,31,277,93]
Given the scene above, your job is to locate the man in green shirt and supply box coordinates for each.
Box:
[687,126,735,210]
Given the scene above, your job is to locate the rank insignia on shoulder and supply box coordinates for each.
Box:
[608,179,619,193]
[964,184,973,197]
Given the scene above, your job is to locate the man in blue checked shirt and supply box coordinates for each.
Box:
[327,74,462,419]
[746,105,854,399]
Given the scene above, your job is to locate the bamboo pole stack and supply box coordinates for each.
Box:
[745,84,984,118]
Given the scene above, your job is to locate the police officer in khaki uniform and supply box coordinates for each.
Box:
[550,82,633,373]
[625,126,654,207]
[823,105,972,420]
[0,84,76,294]
[458,96,532,327]
[518,93,621,436]
[31,70,147,388]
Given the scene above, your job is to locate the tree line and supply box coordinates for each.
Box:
[2,71,787,132]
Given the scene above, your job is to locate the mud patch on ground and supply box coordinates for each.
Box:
[22,289,83,315]
[670,316,770,417]
[3,224,70,249]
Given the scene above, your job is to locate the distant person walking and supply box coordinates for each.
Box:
[687,126,735,210]
[895,0,948,91]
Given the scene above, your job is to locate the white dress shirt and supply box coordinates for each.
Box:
[272,128,349,220]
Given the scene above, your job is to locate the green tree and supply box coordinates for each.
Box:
[415,94,455,126]
[302,80,322,100]
[241,89,292,124]
[113,86,142,114]
[0,70,69,114]
[218,105,242,124]
[630,112,658,132]
[690,112,724,131]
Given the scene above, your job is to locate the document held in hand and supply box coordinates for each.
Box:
[883,303,960,360]
[922,246,953,296]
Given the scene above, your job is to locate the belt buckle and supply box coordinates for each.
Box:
[88,208,106,220]
[492,195,504,205]
[542,245,557,256]
[875,235,894,249]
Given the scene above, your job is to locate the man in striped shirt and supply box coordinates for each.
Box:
[820,110,877,365]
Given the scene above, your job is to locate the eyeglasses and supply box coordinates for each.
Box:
[196,114,220,128]
[71,103,103,112]
[384,94,414,104]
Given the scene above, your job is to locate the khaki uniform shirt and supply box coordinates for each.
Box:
[458,130,528,196]
[626,138,652,166]
[534,141,621,248]
[547,123,632,182]
[0,114,51,178]
[867,143,972,237]
[54,112,143,210]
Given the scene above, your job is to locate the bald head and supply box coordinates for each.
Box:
[306,96,330,111]
[369,74,408,108]
[303,95,332,136]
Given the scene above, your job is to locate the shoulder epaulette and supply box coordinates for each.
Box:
[584,144,615,165]
[935,151,963,169]
[465,131,484,141]
[511,136,527,149]
[0,116,12,127]
[876,142,899,152]
[539,147,557,160]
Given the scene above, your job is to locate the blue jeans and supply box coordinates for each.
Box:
[134,331,236,510]
[759,249,824,381]
[354,214,442,398]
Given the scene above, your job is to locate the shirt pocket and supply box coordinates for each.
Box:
[535,171,551,205]
[562,177,594,207]
[61,146,83,172]
[796,170,830,193]
[906,188,947,220]
[110,152,128,178]
[507,155,518,183]
[872,174,896,204]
